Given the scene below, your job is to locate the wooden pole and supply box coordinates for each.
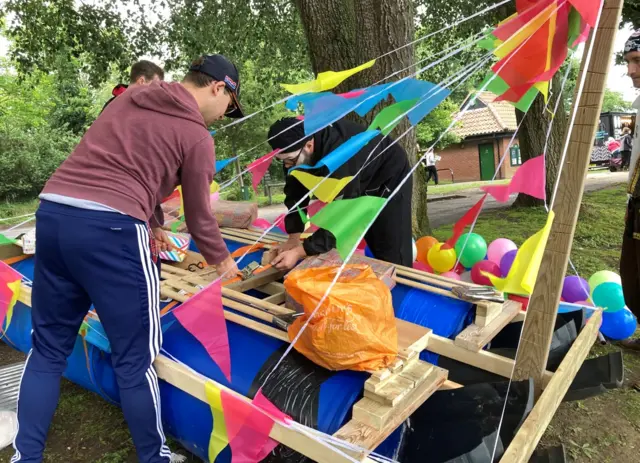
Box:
[512,0,623,394]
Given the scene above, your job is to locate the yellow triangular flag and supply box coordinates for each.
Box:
[5,280,20,328]
[291,170,354,203]
[494,2,558,59]
[485,211,555,296]
[281,59,376,95]
[205,381,229,462]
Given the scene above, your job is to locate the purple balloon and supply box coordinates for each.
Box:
[500,250,518,277]
[562,276,590,303]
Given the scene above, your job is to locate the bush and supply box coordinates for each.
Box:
[0,123,79,201]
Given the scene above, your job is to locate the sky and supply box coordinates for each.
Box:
[0,13,638,102]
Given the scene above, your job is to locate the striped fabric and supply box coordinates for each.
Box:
[158,232,190,262]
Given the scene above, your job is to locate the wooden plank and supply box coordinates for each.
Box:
[474,301,504,327]
[256,281,286,295]
[512,0,622,394]
[335,366,448,449]
[364,375,414,406]
[224,267,285,292]
[154,355,375,463]
[263,292,286,305]
[427,334,554,387]
[395,319,432,352]
[501,311,603,463]
[455,300,521,352]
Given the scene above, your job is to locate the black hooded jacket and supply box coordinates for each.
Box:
[283,119,411,255]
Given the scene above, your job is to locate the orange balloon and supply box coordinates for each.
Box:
[416,236,439,264]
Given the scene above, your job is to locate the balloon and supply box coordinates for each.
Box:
[500,250,518,277]
[561,276,590,304]
[416,236,439,264]
[413,261,433,273]
[487,238,517,265]
[471,260,501,286]
[592,282,626,313]
[251,218,272,230]
[453,262,466,275]
[365,245,375,259]
[441,271,461,281]
[601,308,638,341]
[460,271,473,283]
[588,271,622,295]
[427,243,457,273]
[455,233,488,268]
[412,239,418,262]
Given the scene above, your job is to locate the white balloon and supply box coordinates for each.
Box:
[460,271,473,283]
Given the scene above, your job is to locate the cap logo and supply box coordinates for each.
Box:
[224,76,237,91]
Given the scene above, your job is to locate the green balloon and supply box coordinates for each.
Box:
[455,233,487,268]
[588,271,622,296]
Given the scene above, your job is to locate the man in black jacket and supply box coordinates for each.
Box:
[267,117,413,270]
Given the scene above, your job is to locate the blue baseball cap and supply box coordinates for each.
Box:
[190,54,244,119]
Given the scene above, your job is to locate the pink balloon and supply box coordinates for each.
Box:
[471,260,501,286]
[487,238,517,265]
[441,271,461,281]
[251,218,272,230]
[413,261,433,273]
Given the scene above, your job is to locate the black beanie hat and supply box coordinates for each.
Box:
[267,117,309,152]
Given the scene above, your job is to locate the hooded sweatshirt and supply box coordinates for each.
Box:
[41,81,229,265]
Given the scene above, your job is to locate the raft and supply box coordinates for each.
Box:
[1,231,606,463]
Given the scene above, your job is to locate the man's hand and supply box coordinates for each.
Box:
[272,245,307,271]
[275,234,303,255]
[152,227,172,252]
[215,255,239,280]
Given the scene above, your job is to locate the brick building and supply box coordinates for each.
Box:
[436,92,521,182]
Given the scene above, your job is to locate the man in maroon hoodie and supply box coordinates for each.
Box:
[13,55,243,463]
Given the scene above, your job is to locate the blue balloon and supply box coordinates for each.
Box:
[364,246,375,259]
[601,309,638,341]
[592,282,626,312]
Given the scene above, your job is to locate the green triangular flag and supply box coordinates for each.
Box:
[514,86,540,112]
[480,73,510,97]
[0,234,17,246]
[567,7,582,49]
[369,99,419,136]
[297,206,309,225]
[477,29,499,51]
[309,196,386,259]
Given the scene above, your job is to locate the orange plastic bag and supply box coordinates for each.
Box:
[285,265,398,371]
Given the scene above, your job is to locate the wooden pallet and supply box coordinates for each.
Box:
[219,227,524,351]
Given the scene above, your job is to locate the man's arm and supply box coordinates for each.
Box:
[181,136,232,268]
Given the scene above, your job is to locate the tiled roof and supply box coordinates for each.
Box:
[453,91,518,138]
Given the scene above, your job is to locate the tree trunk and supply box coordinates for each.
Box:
[294,0,430,236]
[513,73,568,207]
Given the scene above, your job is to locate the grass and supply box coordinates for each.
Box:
[0,199,38,228]
[432,184,627,276]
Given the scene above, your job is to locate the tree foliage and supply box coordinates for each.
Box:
[602,89,634,112]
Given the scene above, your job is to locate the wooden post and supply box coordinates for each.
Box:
[512,0,623,393]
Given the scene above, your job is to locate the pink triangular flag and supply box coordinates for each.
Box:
[221,389,286,462]
[481,155,546,203]
[173,280,231,381]
[569,0,601,28]
[305,200,326,233]
[339,89,366,99]
[248,149,280,194]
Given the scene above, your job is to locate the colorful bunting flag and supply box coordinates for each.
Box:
[216,157,237,173]
[0,234,17,246]
[248,149,279,194]
[300,92,368,136]
[485,211,555,295]
[290,130,380,175]
[206,382,283,463]
[368,99,418,135]
[290,171,354,203]
[281,60,376,95]
[309,196,386,259]
[353,82,396,116]
[445,194,488,248]
[173,280,231,381]
[0,261,21,330]
[481,155,546,202]
[340,89,366,99]
[568,0,601,27]
[388,79,452,126]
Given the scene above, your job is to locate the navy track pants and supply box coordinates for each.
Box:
[13,201,170,462]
